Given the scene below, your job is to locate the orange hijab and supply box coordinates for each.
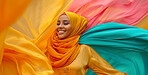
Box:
[45,12,88,68]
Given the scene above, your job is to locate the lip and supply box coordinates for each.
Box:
[58,30,66,35]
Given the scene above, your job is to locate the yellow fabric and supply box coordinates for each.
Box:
[0,0,31,33]
[52,45,127,75]
[12,0,73,40]
[45,12,88,67]
[0,0,31,65]
[0,29,7,64]
[135,16,148,30]
[1,0,74,75]
[1,28,53,75]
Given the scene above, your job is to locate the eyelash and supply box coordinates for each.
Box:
[57,23,60,25]
[57,22,69,25]
[64,22,69,25]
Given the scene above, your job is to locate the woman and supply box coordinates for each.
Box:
[44,12,127,75]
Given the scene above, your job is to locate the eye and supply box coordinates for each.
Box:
[64,22,69,25]
[57,22,60,25]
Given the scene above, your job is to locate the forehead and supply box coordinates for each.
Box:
[58,15,69,21]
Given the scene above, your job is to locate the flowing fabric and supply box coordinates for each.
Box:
[67,0,148,32]
[0,0,31,33]
[0,0,31,67]
[135,16,148,30]
[44,12,88,68]
[0,29,7,65]
[12,0,73,40]
[1,0,148,75]
[79,22,148,75]
[1,0,74,75]
[2,28,53,75]
[10,0,148,40]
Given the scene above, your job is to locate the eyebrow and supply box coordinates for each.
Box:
[58,20,69,22]
[63,20,69,22]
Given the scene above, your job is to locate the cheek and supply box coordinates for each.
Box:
[56,26,58,29]
[65,26,72,38]
[66,25,72,33]
[56,26,58,32]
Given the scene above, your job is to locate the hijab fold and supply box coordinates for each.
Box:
[46,12,88,68]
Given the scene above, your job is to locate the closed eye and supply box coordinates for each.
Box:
[64,22,69,25]
[57,20,60,25]
[57,22,60,25]
[63,20,69,25]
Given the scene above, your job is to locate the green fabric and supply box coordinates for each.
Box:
[79,22,148,75]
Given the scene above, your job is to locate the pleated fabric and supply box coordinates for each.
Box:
[79,22,148,75]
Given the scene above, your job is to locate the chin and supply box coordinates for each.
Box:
[58,35,70,39]
[57,32,69,39]
[58,35,66,39]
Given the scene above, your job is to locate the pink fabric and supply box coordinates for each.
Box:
[67,0,148,32]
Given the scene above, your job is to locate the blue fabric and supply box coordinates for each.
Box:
[79,22,148,75]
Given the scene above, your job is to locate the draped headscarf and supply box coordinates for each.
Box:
[45,12,88,68]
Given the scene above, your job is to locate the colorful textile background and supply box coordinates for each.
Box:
[0,0,31,67]
[79,22,148,75]
[67,0,148,31]
[0,0,73,75]
[0,0,148,75]
[135,16,148,30]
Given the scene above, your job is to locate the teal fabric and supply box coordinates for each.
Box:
[79,22,148,75]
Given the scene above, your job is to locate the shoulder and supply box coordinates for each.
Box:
[80,44,94,51]
[80,44,91,48]
[80,44,92,51]
[79,44,92,55]
[80,44,100,57]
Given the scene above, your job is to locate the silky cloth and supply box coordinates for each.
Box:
[1,0,148,75]
[12,0,73,40]
[45,12,88,68]
[79,22,148,75]
[1,0,74,75]
[52,44,127,75]
[1,28,53,75]
[11,0,148,40]
[0,0,31,66]
[68,0,148,32]
[135,16,148,30]
[0,0,31,33]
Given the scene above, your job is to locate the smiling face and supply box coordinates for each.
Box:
[56,15,72,39]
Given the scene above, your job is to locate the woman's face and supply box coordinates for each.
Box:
[56,15,72,39]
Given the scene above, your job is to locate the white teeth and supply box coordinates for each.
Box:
[58,31,65,34]
[59,31,65,33]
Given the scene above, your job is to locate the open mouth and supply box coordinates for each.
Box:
[58,30,66,35]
